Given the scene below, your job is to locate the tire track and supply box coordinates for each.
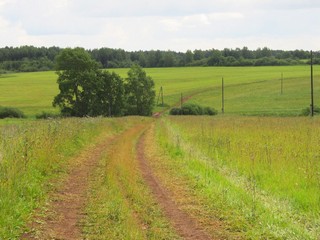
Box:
[22,133,117,240]
[137,130,213,240]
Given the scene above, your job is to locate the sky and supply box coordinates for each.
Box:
[0,0,319,52]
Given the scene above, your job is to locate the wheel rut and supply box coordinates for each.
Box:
[137,130,213,240]
[22,133,117,240]
[22,119,217,240]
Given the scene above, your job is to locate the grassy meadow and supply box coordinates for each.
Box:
[1,65,320,239]
[152,116,320,239]
[0,65,319,117]
[0,72,58,117]
[141,66,319,115]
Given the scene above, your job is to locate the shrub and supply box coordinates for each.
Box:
[0,106,26,119]
[203,106,218,115]
[36,111,61,119]
[181,103,203,115]
[170,103,217,116]
[300,106,320,116]
[169,108,182,115]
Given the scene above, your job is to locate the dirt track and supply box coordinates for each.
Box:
[22,120,216,239]
[137,131,212,240]
[22,133,116,240]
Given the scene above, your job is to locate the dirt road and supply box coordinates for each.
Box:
[22,119,218,239]
[137,131,212,240]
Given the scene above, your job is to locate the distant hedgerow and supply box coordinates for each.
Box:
[0,106,26,119]
[170,103,217,116]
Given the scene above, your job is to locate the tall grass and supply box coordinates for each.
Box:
[156,116,320,239]
[0,117,126,239]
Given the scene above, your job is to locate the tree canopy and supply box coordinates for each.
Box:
[125,64,155,116]
[0,46,319,73]
[53,48,155,117]
[53,48,101,116]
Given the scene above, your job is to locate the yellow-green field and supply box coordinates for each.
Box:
[0,72,58,116]
[0,66,319,117]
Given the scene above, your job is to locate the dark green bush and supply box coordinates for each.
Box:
[203,106,218,115]
[181,103,203,115]
[169,108,182,115]
[36,111,61,119]
[0,106,26,119]
[300,106,320,116]
[170,103,217,116]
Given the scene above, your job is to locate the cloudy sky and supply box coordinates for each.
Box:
[0,0,319,51]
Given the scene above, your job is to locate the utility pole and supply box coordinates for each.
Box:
[281,72,283,95]
[222,77,225,114]
[311,50,314,117]
[161,86,164,107]
[157,86,164,107]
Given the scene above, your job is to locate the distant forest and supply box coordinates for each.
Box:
[0,46,319,73]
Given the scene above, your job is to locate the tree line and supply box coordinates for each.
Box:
[0,46,319,73]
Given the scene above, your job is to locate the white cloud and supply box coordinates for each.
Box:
[0,0,319,51]
[160,12,244,32]
[160,19,182,32]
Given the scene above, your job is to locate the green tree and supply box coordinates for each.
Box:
[53,48,100,116]
[161,51,176,67]
[125,64,155,116]
[241,46,253,59]
[208,50,224,66]
[185,50,194,64]
[93,71,125,117]
[193,49,204,61]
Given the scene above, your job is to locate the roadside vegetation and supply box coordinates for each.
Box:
[0,117,137,239]
[153,116,320,239]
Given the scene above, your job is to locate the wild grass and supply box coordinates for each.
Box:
[0,117,133,239]
[155,116,320,239]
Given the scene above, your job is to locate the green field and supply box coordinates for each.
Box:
[110,66,320,116]
[1,66,320,239]
[0,66,319,117]
[0,72,58,116]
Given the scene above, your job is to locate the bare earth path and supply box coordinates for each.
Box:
[137,131,213,240]
[22,132,117,240]
[22,117,218,239]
